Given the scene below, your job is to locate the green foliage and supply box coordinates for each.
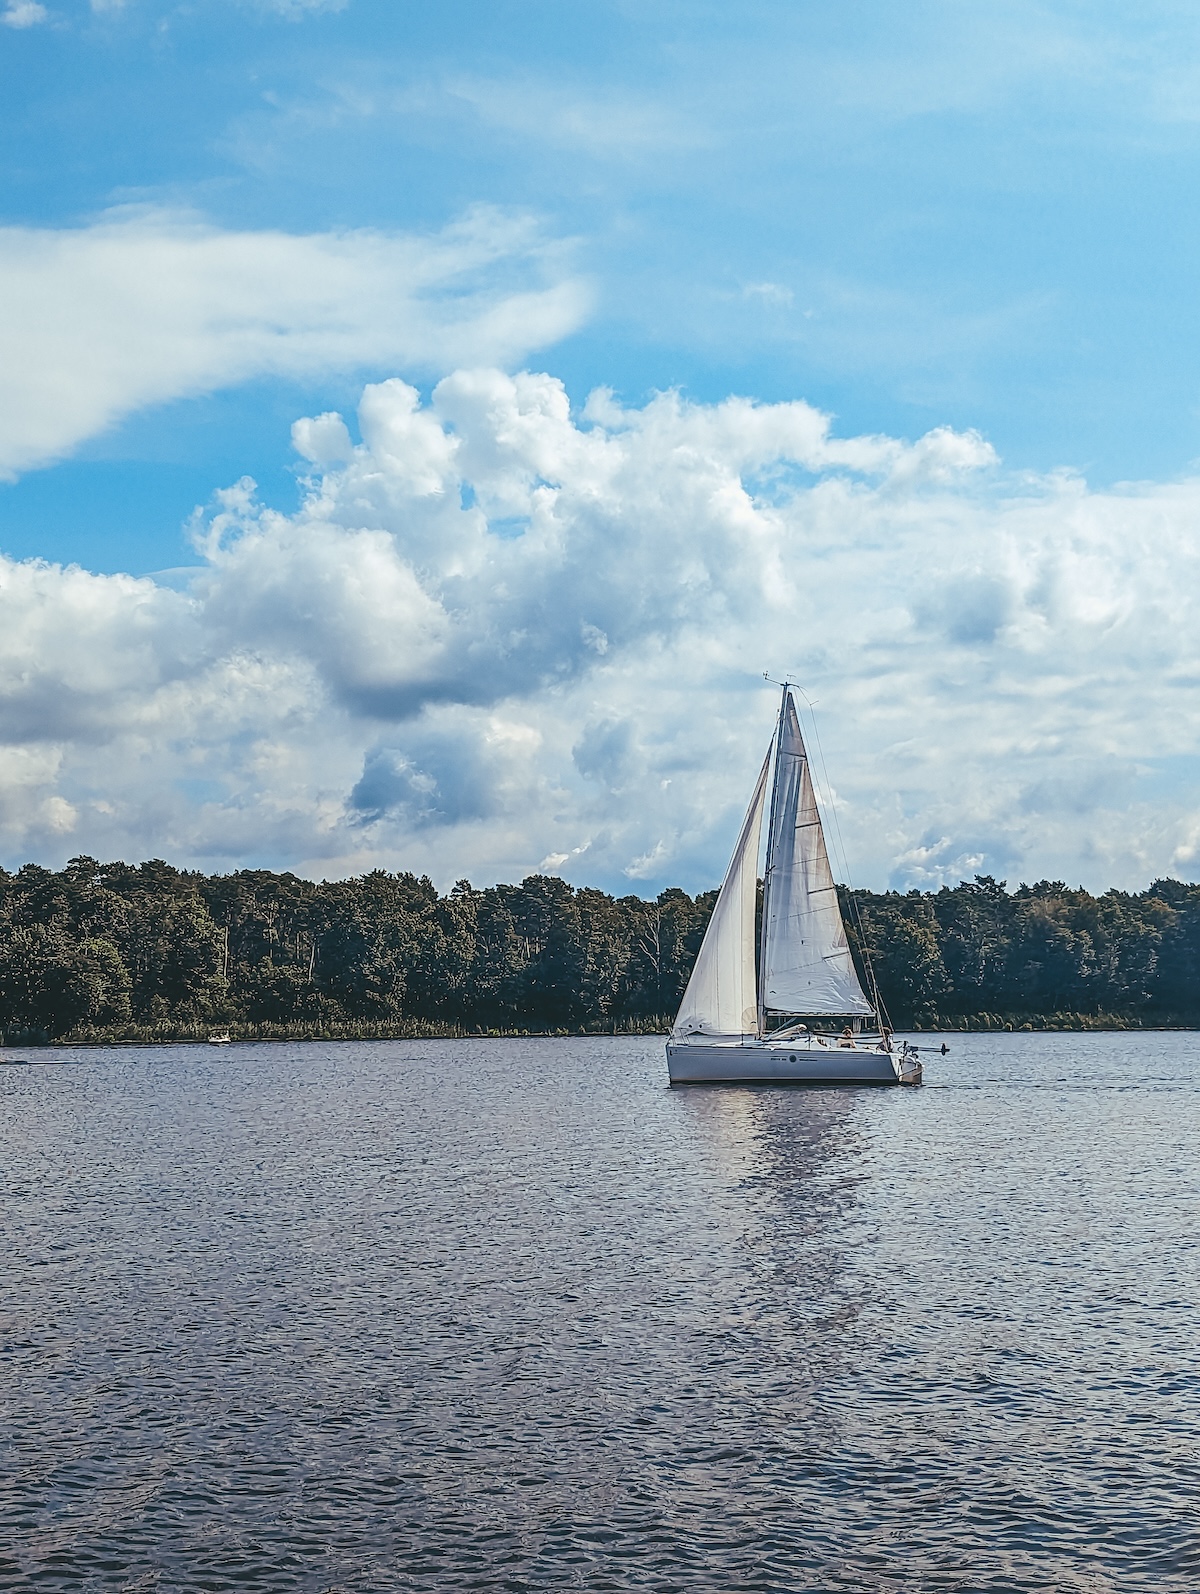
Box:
[0,859,1197,1041]
[0,923,131,1038]
[848,875,1200,1025]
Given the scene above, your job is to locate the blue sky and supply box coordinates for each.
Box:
[2,0,1200,891]
[8,0,1200,568]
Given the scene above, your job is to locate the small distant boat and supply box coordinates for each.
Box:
[666,684,923,1086]
[207,1031,233,1046]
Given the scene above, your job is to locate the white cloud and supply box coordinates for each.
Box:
[239,71,701,165]
[0,207,589,478]
[742,282,794,308]
[2,1,47,24]
[0,369,1198,894]
[263,0,347,15]
[436,75,701,158]
[86,0,346,11]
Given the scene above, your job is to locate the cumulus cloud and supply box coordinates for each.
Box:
[0,369,1197,893]
[0,207,588,478]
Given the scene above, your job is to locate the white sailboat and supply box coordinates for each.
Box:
[666,684,922,1085]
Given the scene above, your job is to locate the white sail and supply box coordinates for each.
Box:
[671,747,771,1039]
[760,692,874,1019]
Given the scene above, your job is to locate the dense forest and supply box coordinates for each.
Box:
[0,857,1197,1042]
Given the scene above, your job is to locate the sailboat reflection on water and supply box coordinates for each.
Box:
[666,684,923,1086]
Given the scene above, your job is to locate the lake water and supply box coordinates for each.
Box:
[1,1033,1198,1592]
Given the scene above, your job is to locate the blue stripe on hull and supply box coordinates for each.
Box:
[666,1041,899,1085]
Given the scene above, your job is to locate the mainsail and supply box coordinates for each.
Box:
[759,691,874,1020]
[670,748,771,1039]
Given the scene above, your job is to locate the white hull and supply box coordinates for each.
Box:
[666,1037,902,1085]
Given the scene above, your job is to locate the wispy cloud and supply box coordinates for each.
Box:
[741,281,794,308]
[437,75,702,158]
[0,207,589,477]
[2,0,47,26]
[87,0,347,12]
[224,67,703,180]
[256,0,349,17]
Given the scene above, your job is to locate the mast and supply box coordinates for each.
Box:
[755,684,788,1038]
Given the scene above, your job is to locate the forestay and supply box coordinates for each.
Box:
[670,748,771,1039]
[760,693,874,1019]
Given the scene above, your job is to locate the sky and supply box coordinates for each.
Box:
[2,0,1200,895]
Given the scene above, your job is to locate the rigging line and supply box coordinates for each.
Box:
[794,686,892,1031]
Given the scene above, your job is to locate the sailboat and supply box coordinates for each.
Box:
[666,684,922,1086]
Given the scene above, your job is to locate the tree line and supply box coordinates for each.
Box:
[0,857,1196,1042]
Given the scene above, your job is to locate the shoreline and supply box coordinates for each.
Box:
[4,1018,1200,1049]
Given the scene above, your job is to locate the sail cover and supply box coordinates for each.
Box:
[761,693,874,1018]
[671,747,771,1039]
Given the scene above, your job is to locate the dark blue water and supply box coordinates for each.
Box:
[2,1033,1198,1592]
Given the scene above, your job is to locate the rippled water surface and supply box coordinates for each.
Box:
[2,1033,1199,1591]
